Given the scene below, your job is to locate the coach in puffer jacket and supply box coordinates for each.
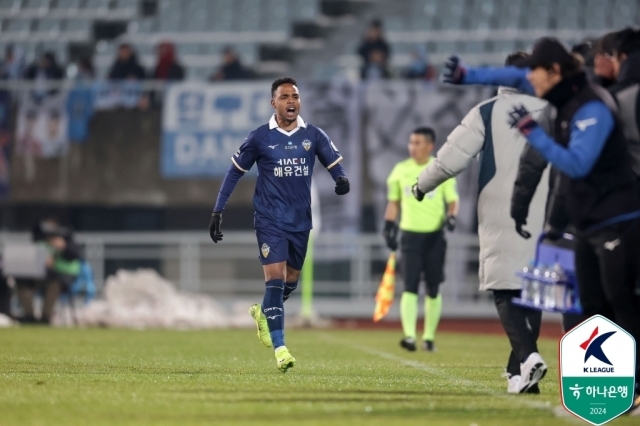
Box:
[415,53,551,394]
[417,81,550,293]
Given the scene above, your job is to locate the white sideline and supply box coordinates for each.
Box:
[320,334,582,424]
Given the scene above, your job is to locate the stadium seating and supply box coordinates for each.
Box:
[374,0,640,70]
[0,0,636,79]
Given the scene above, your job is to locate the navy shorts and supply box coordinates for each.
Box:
[255,227,310,271]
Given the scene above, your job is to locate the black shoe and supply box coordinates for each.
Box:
[423,340,436,352]
[400,337,416,352]
[525,383,540,394]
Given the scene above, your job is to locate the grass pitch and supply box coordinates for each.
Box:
[0,327,635,426]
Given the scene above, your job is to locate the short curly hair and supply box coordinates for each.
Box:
[271,77,298,97]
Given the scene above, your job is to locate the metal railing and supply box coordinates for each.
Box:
[0,231,484,302]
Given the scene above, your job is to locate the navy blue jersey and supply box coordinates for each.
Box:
[231,115,342,232]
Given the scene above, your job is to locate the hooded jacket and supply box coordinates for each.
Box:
[417,87,549,291]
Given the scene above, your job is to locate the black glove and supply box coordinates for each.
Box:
[507,104,538,136]
[209,212,223,243]
[383,220,398,251]
[515,220,531,239]
[335,176,350,195]
[445,215,456,232]
[442,55,466,84]
[411,183,425,201]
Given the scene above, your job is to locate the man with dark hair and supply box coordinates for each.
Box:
[210,46,252,81]
[417,52,550,394]
[357,19,391,80]
[383,127,458,353]
[108,44,145,80]
[210,77,350,372]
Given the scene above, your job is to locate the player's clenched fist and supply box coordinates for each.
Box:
[209,211,223,243]
[335,176,350,195]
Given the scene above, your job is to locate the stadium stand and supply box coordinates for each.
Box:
[0,0,637,79]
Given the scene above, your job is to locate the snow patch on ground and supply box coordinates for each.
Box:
[67,269,253,330]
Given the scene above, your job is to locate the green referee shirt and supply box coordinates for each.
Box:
[387,157,459,233]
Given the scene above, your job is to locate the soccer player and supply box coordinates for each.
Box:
[209,77,350,372]
[383,127,458,352]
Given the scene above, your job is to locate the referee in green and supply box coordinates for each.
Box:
[383,127,459,352]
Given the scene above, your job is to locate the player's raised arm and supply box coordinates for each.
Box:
[209,132,259,243]
[443,55,534,95]
[315,127,350,195]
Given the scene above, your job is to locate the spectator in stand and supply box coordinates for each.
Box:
[0,44,25,80]
[153,41,184,81]
[75,57,95,81]
[210,47,252,81]
[24,51,64,102]
[24,51,64,81]
[404,45,437,81]
[361,48,391,80]
[357,19,391,79]
[108,43,146,80]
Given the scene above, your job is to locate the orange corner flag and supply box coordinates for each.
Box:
[373,252,396,322]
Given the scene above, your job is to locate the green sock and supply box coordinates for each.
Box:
[423,294,443,341]
[400,292,418,339]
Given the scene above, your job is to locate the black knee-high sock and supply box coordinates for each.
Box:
[263,279,285,348]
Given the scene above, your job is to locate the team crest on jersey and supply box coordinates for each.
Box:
[261,243,270,258]
[302,139,311,151]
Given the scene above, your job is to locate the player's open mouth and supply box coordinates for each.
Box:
[286,107,296,117]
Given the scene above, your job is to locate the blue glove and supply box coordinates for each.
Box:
[508,104,538,136]
[442,55,466,84]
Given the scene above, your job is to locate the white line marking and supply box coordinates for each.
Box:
[320,334,581,423]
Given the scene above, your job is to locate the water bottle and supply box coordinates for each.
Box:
[551,263,566,310]
[531,264,543,307]
[520,262,534,303]
[541,266,556,309]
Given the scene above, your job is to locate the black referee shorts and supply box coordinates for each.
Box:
[400,229,446,298]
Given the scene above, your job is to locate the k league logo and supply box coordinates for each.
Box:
[581,327,616,372]
[560,315,636,425]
